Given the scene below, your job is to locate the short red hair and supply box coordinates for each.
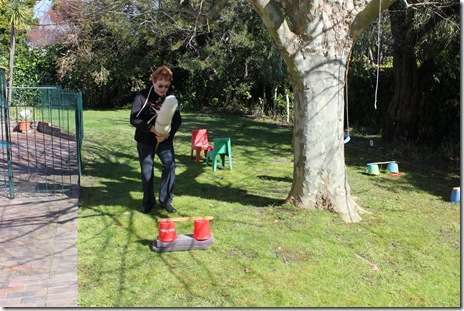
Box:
[150,65,173,82]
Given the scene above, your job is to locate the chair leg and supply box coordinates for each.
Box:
[212,155,217,172]
[229,155,233,170]
[220,154,225,167]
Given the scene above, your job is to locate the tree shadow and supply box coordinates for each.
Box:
[79,113,293,215]
[80,113,457,214]
[344,136,459,202]
[77,113,459,306]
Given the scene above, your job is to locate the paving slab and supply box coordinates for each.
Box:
[0,190,79,307]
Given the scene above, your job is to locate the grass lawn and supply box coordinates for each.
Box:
[77,109,460,307]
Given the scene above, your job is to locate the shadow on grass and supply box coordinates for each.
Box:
[344,136,459,202]
[79,113,293,214]
[136,239,153,248]
[80,113,458,213]
[77,113,296,305]
[78,112,459,306]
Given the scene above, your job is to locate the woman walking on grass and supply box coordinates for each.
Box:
[130,65,182,214]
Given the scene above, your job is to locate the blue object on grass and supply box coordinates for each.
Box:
[450,187,460,203]
[344,134,350,144]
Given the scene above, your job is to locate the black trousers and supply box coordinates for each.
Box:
[137,140,176,209]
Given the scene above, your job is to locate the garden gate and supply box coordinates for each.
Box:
[0,68,83,199]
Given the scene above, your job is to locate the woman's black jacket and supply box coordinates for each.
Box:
[130,86,182,145]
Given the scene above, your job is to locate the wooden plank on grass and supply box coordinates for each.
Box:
[367,161,397,165]
[158,216,214,222]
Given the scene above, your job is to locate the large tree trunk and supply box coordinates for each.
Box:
[383,0,451,142]
[247,0,395,222]
[383,51,421,141]
[287,55,362,222]
[383,0,421,141]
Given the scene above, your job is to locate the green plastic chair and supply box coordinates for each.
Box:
[205,138,232,172]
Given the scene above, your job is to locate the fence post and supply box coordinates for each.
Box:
[0,69,15,199]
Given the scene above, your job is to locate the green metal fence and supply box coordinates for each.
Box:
[0,68,83,199]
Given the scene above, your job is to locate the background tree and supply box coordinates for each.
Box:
[384,0,459,142]
[29,0,287,111]
[0,0,34,104]
[347,0,459,163]
[346,13,394,132]
[175,2,288,115]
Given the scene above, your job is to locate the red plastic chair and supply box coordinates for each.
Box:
[191,129,213,162]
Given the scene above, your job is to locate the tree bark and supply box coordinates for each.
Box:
[287,56,363,222]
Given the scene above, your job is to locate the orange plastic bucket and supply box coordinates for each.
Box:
[158,221,177,242]
[193,220,212,241]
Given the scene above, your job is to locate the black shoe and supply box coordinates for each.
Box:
[161,203,177,213]
[141,206,153,214]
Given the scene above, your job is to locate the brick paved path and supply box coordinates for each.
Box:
[0,191,79,307]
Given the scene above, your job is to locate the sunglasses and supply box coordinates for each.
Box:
[156,84,170,89]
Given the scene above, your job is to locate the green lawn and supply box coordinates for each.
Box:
[77,109,460,307]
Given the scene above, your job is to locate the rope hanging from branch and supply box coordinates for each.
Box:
[345,49,352,137]
[374,0,382,110]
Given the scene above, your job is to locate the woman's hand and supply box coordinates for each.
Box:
[150,127,169,142]
[156,133,169,143]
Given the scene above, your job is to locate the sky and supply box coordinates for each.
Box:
[33,0,52,21]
